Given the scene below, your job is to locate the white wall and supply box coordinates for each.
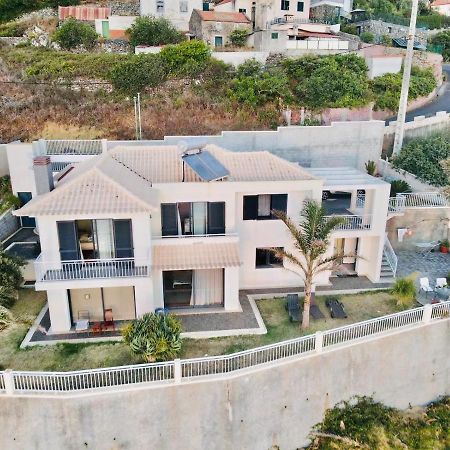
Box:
[140,0,203,30]
[6,143,38,196]
[367,56,402,79]
[1,319,448,449]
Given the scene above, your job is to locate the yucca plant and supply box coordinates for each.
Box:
[391,276,416,308]
[365,160,377,176]
[122,313,182,362]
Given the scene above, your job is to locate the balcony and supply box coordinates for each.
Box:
[388,192,449,214]
[325,214,372,231]
[34,254,150,282]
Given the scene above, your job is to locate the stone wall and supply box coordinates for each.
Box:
[0,319,448,450]
[354,19,428,46]
[108,1,139,16]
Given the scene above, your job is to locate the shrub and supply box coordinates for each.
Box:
[0,21,27,37]
[52,18,98,50]
[429,30,450,62]
[236,58,263,77]
[389,179,411,196]
[340,23,358,35]
[392,131,450,186]
[0,175,20,214]
[160,39,211,77]
[126,16,184,48]
[360,31,375,43]
[391,276,416,308]
[365,160,377,176]
[122,312,182,362]
[0,249,24,308]
[229,28,248,47]
[199,58,234,96]
[0,305,13,330]
[380,34,392,46]
[109,54,166,95]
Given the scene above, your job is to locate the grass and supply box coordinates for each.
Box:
[0,289,403,371]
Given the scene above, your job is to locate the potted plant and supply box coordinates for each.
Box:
[439,239,449,253]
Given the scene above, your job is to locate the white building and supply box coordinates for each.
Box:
[7,140,391,334]
[214,0,311,29]
[431,0,450,16]
[140,0,204,31]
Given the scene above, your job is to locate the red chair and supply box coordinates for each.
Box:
[103,309,115,331]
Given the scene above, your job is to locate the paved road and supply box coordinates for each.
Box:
[387,63,450,123]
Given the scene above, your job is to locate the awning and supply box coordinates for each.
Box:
[152,242,241,271]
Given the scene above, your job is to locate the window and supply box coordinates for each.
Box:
[161,202,225,236]
[239,8,247,12]
[243,194,287,220]
[179,0,188,12]
[203,1,209,11]
[255,248,284,268]
[297,1,304,11]
[281,0,290,10]
[271,32,279,39]
[156,0,164,13]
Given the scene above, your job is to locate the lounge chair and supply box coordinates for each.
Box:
[414,241,439,254]
[75,310,90,334]
[325,298,348,319]
[435,278,448,289]
[310,297,325,320]
[286,294,302,323]
[419,277,434,298]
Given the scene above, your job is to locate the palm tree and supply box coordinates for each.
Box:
[273,200,347,330]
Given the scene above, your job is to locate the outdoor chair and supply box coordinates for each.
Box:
[419,278,434,298]
[103,309,115,331]
[414,241,439,254]
[286,294,302,323]
[435,278,448,289]
[75,310,90,334]
[310,297,325,320]
[325,298,347,319]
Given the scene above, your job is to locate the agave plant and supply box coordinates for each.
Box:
[0,305,13,331]
[122,313,182,362]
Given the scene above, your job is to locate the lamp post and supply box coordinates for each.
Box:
[392,0,420,156]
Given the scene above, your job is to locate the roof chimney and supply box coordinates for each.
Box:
[33,156,54,195]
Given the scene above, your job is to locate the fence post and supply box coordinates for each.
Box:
[174,359,182,384]
[3,369,15,395]
[315,331,323,353]
[422,304,432,324]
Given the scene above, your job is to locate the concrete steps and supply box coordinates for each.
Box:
[379,255,395,284]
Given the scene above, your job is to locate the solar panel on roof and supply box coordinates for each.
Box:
[182,150,230,181]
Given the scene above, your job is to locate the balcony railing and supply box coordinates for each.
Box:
[34,254,150,282]
[389,192,448,213]
[326,214,372,231]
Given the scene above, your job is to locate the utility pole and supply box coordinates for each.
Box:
[392,0,419,156]
[133,93,142,140]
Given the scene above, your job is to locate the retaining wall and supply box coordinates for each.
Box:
[0,319,448,450]
[0,208,19,242]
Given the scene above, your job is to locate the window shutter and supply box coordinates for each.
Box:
[161,204,178,236]
[271,194,288,217]
[243,195,258,220]
[113,220,133,258]
[57,221,79,261]
[208,202,225,234]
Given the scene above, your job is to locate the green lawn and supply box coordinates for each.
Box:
[0,289,404,371]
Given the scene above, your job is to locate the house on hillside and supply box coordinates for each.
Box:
[7,140,393,335]
[214,0,311,30]
[140,0,205,31]
[431,0,450,16]
[189,9,252,46]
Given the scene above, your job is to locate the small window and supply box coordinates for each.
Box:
[243,194,287,220]
[156,0,164,13]
[179,0,188,12]
[297,1,304,11]
[239,8,247,12]
[255,248,284,268]
[271,32,279,39]
[203,1,209,11]
[281,0,290,10]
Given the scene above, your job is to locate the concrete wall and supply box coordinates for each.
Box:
[108,121,386,170]
[0,209,19,242]
[0,319,448,450]
[0,144,9,177]
[366,55,402,79]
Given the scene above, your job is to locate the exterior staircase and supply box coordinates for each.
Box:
[379,254,395,283]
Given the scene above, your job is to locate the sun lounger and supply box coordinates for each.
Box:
[325,298,348,319]
[310,303,325,320]
[286,294,302,322]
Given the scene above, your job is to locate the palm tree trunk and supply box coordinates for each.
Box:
[302,279,312,330]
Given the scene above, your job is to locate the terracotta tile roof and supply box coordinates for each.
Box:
[152,241,241,270]
[431,0,450,5]
[194,9,251,23]
[110,144,315,183]
[58,6,110,21]
[15,155,157,216]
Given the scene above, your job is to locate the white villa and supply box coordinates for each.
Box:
[7,141,392,334]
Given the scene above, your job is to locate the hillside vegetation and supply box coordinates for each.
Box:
[307,396,450,449]
[0,43,437,143]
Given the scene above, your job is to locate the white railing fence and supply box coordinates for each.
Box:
[1,302,448,395]
[383,234,398,276]
[326,214,372,231]
[34,254,151,282]
[389,192,448,213]
[44,139,103,155]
